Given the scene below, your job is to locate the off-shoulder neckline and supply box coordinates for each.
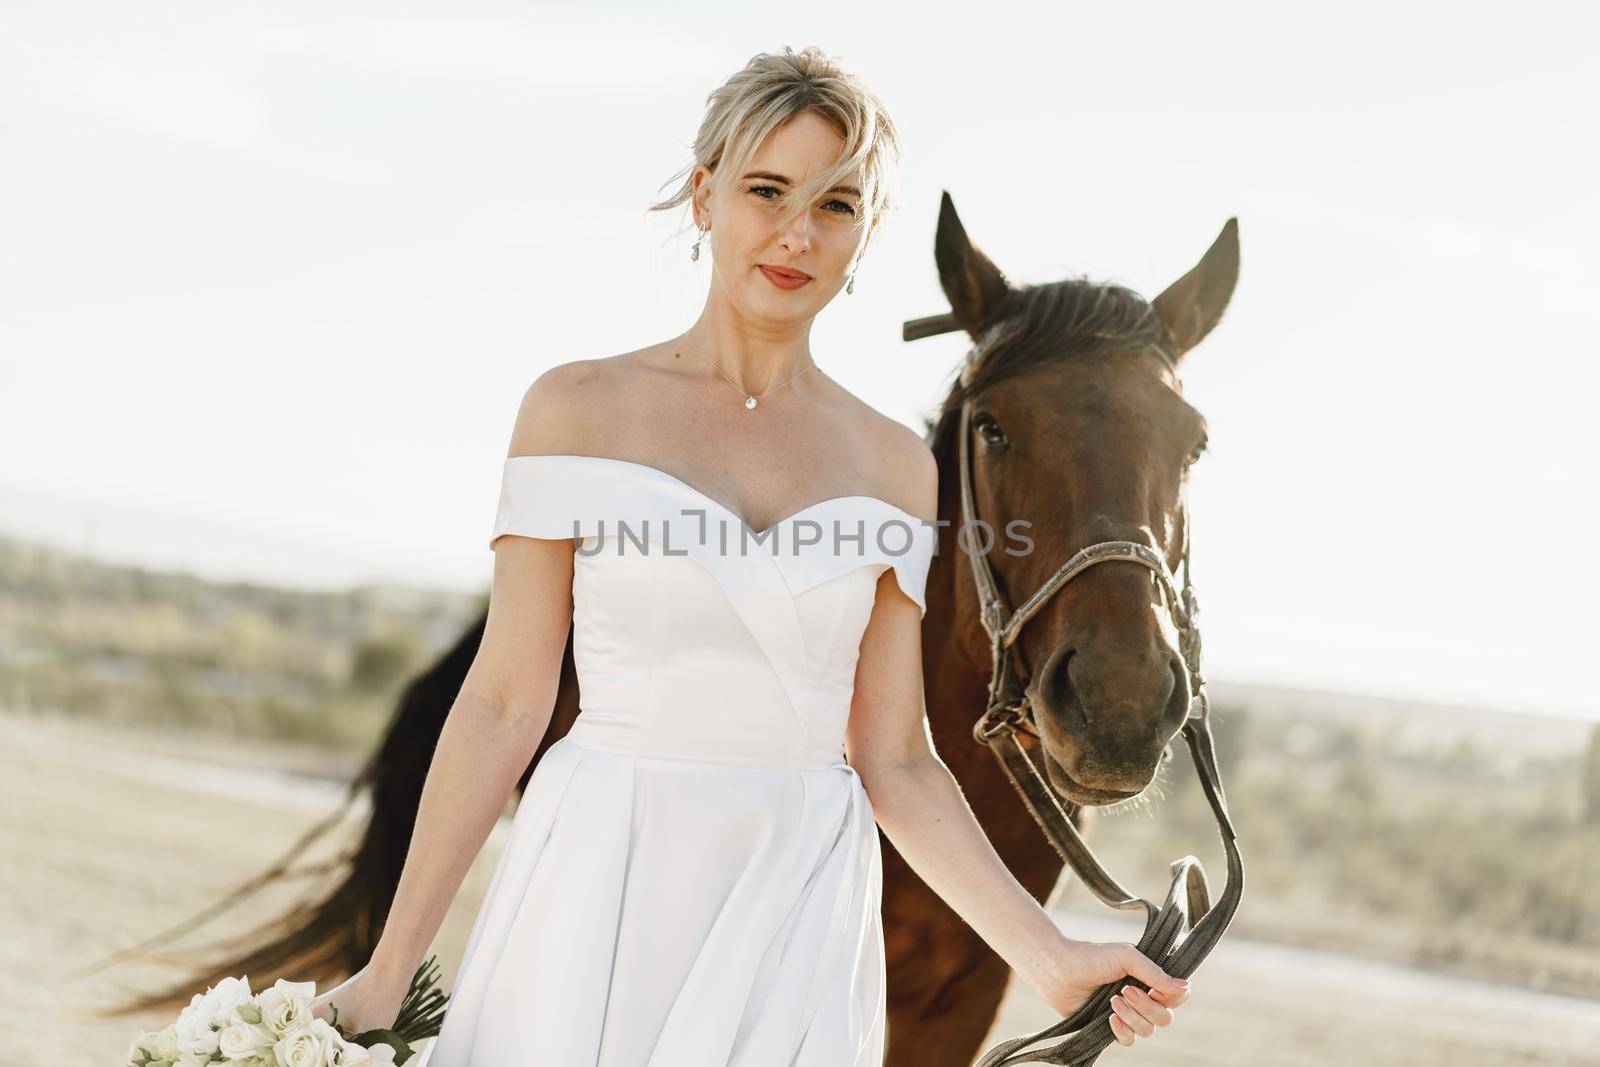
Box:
[505,452,932,540]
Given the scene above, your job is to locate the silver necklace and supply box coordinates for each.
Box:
[682,333,814,410]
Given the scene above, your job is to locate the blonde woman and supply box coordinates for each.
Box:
[311,46,1190,1064]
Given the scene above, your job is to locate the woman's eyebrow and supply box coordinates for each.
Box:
[740,170,862,197]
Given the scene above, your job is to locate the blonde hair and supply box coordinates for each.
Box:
[648,46,903,236]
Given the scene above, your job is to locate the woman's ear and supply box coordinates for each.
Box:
[690,166,714,225]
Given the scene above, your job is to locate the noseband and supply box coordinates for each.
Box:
[908,311,1244,1066]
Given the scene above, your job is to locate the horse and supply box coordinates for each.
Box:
[94,193,1238,1067]
[880,194,1237,1062]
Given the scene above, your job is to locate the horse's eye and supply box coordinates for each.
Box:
[973,412,1010,448]
[1185,435,1209,469]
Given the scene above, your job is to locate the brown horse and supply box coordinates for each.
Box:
[96,194,1238,1067]
[880,195,1237,1062]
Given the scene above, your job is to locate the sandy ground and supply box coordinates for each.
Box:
[5,711,1597,1066]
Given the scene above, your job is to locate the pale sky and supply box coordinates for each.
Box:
[2,2,1595,721]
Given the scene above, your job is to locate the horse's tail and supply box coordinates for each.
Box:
[78,607,490,1019]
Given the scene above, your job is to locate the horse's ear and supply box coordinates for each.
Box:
[1151,217,1240,358]
[934,191,1011,337]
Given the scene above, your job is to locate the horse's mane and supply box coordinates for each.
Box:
[923,277,1170,450]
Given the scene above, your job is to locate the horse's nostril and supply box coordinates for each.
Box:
[1036,647,1085,731]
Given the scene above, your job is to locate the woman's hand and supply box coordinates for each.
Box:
[308,964,408,1039]
[1039,939,1192,1049]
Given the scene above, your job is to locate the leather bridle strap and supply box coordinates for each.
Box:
[946,352,1245,1066]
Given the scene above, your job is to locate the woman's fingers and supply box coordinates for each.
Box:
[1121,985,1174,1027]
[1109,992,1156,1038]
[1148,985,1190,1009]
[1099,944,1193,1048]
[1108,982,1181,1045]
[1117,944,1191,998]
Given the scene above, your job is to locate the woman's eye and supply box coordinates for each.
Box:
[748,185,855,216]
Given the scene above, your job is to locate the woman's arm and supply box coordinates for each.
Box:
[846,566,1077,999]
[845,447,1189,1044]
[363,534,574,986]
[363,376,582,988]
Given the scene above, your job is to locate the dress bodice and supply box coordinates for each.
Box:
[489,454,936,770]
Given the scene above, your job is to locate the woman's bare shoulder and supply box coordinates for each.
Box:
[869,414,939,525]
[823,383,938,524]
[505,351,651,458]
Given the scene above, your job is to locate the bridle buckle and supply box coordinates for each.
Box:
[972,699,1030,744]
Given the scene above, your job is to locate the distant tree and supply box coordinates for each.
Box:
[348,629,424,695]
[1583,723,1600,824]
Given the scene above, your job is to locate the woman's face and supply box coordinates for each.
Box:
[693,110,876,326]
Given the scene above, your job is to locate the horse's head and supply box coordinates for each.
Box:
[927,193,1238,806]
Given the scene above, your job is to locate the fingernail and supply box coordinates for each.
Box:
[1173,978,1191,988]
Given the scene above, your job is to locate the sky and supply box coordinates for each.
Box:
[1,1,1595,721]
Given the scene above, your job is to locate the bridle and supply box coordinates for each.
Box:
[905,311,1244,1066]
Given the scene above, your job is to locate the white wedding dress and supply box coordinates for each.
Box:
[412,453,936,1067]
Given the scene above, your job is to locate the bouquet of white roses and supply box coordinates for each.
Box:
[127,955,448,1067]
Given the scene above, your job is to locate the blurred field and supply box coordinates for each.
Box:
[0,536,481,748]
[6,710,1599,1066]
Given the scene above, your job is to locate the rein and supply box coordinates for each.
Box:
[905,312,1245,1066]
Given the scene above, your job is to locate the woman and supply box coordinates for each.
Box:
[312,46,1190,1063]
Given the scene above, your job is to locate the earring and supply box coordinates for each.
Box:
[846,266,857,295]
[691,221,708,262]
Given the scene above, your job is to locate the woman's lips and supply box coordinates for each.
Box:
[758,265,811,291]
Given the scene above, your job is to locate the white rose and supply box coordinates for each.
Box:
[307,1018,344,1064]
[363,1042,397,1067]
[327,1033,375,1066]
[172,1006,221,1057]
[153,1028,183,1060]
[207,975,255,1022]
[256,979,318,1038]
[197,976,255,1026]
[125,1028,164,1063]
[273,1027,330,1067]
[173,974,253,1056]
[173,995,211,1054]
[327,1039,401,1067]
[217,1019,274,1060]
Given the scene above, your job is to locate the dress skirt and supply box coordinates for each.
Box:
[413,733,887,1067]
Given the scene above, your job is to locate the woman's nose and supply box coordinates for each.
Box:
[778,213,812,254]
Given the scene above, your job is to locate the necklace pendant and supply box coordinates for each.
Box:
[744,395,758,410]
